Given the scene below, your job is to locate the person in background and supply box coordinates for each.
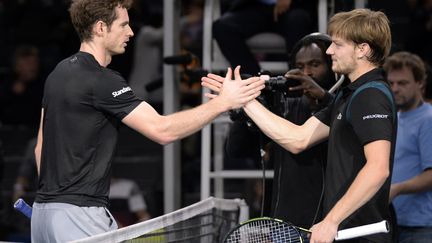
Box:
[0,45,44,128]
[384,51,432,243]
[267,33,338,229]
[213,0,314,75]
[109,177,151,227]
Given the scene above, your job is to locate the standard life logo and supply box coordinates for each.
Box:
[112,87,132,98]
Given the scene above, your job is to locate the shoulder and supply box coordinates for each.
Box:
[349,82,394,113]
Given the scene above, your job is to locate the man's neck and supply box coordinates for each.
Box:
[400,97,424,113]
[348,62,377,82]
[79,42,112,67]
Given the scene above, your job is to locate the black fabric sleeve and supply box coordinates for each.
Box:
[349,88,394,145]
[93,72,143,120]
[313,104,332,126]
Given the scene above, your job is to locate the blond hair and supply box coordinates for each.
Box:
[328,9,391,66]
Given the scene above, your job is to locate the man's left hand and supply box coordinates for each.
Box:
[309,219,338,243]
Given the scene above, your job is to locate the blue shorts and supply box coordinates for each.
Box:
[31,202,118,243]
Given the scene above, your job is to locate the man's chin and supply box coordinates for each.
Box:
[111,49,125,56]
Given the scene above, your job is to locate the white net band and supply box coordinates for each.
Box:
[70,197,248,243]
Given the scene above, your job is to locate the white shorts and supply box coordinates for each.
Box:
[31,202,118,243]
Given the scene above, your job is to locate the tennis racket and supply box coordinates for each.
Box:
[223,217,389,243]
[14,198,32,218]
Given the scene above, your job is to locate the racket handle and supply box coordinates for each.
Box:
[14,198,32,219]
[335,220,389,241]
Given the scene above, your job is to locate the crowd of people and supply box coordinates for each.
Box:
[0,0,431,242]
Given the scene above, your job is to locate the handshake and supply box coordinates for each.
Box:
[201,66,332,111]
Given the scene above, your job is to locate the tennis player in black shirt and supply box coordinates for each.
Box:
[203,9,396,243]
[31,0,264,242]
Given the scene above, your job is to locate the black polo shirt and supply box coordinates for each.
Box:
[35,52,142,207]
[271,96,326,229]
[314,68,396,242]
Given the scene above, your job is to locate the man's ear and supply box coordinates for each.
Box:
[419,79,426,90]
[93,20,107,37]
[356,43,371,59]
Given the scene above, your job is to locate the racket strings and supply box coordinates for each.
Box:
[225,219,303,243]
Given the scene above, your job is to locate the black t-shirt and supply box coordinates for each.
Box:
[270,95,326,229]
[314,69,396,242]
[35,52,142,207]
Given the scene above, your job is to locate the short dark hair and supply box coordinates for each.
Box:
[290,32,332,70]
[383,51,427,83]
[69,0,133,42]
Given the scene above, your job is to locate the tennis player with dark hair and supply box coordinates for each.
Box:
[203,9,396,243]
[31,0,264,242]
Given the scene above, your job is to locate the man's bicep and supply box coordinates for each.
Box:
[363,140,391,168]
[122,102,165,143]
[302,116,329,148]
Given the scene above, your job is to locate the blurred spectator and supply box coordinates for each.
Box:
[2,0,76,70]
[128,0,203,103]
[213,0,314,75]
[384,51,432,242]
[424,63,432,103]
[6,138,37,243]
[0,45,44,128]
[109,178,151,228]
[405,0,432,65]
[12,138,38,203]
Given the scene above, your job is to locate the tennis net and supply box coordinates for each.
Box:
[70,197,248,243]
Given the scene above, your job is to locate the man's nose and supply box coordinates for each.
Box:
[303,66,313,76]
[391,84,399,94]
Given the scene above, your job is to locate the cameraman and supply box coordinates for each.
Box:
[223,33,339,227]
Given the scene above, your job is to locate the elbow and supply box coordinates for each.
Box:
[290,145,307,155]
[148,117,180,145]
[152,132,178,145]
[156,136,176,146]
[380,168,390,184]
[153,125,179,145]
[284,139,308,154]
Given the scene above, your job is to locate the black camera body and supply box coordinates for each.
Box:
[264,76,303,98]
[230,75,305,130]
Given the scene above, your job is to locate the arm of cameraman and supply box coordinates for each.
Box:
[243,100,329,154]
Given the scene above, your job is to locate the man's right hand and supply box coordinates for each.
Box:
[202,66,265,110]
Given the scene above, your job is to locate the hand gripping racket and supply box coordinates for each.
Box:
[223,217,389,243]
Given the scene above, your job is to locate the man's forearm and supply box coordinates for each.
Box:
[161,96,228,143]
[396,169,432,195]
[243,100,304,153]
[243,99,328,153]
[324,160,389,225]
